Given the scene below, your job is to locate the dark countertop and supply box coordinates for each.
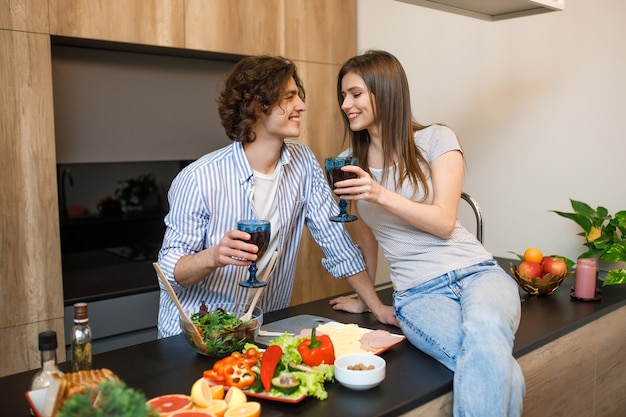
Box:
[5,260,626,417]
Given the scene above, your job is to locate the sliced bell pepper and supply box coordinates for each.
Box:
[297,327,335,367]
[223,359,256,389]
[260,345,283,392]
[203,369,225,383]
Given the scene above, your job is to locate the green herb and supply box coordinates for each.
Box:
[57,380,158,417]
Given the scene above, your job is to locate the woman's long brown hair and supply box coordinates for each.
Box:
[337,50,431,200]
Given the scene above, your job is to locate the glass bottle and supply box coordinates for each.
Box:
[31,331,64,391]
[71,302,92,371]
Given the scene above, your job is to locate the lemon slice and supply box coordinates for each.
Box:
[209,384,225,400]
[224,401,261,417]
[224,386,247,407]
[190,378,213,408]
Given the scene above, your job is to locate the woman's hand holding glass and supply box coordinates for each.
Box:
[325,157,359,222]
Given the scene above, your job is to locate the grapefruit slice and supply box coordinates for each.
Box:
[147,394,193,416]
[170,411,217,416]
[170,410,217,416]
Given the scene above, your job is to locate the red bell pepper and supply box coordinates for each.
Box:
[260,345,283,392]
[223,359,256,389]
[297,327,335,366]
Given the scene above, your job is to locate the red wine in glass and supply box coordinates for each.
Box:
[325,157,358,222]
[237,220,271,288]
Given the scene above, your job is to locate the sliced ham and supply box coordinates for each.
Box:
[360,330,402,351]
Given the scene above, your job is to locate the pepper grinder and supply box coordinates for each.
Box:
[573,258,597,299]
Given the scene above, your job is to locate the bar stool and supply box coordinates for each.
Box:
[461,192,483,243]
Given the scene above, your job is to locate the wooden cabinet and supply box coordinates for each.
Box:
[49,0,186,47]
[400,305,626,417]
[0,0,356,377]
[0,0,49,32]
[0,30,65,377]
[185,0,283,56]
[285,0,356,65]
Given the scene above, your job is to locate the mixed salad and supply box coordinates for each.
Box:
[190,302,258,356]
[203,332,335,400]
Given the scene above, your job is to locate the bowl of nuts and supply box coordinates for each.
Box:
[333,353,386,390]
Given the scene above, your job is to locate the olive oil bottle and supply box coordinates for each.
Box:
[71,302,92,371]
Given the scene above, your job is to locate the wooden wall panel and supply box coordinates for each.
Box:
[593,307,626,417]
[49,0,185,47]
[518,323,596,416]
[0,0,49,32]
[290,60,353,306]
[0,30,63,377]
[184,0,283,56]
[284,0,356,65]
[0,319,66,377]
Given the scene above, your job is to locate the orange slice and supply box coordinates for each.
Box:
[197,399,227,417]
[224,401,261,417]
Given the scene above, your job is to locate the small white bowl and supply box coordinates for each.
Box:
[334,353,386,390]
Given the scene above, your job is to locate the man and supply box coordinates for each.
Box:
[157,55,395,338]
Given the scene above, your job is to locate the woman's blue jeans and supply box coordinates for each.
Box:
[394,260,525,417]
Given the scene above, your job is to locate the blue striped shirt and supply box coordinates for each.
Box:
[157,140,366,337]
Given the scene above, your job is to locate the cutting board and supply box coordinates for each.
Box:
[256,314,334,342]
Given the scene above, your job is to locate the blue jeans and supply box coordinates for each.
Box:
[394,260,525,417]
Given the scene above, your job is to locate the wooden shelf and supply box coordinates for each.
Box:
[395,0,564,21]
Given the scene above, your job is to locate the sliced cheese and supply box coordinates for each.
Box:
[316,323,372,358]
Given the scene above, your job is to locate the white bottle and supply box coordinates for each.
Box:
[31,331,64,391]
[71,302,93,371]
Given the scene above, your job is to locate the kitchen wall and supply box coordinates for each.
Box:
[357,0,626,262]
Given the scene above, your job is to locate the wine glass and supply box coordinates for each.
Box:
[237,220,271,288]
[325,157,358,222]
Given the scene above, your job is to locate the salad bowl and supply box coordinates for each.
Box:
[181,302,263,357]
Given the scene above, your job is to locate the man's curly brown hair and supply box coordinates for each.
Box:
[217,55,306,143]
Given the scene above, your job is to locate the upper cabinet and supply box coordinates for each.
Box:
[395,0,564,21]
[49,0,186,48]
[185,0,283,56]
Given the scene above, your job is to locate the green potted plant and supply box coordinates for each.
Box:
[552,199,626,286]
[114,173,158,212]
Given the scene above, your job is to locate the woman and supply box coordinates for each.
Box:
[330,50,525,417]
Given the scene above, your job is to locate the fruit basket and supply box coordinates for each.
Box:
[510,263,566,295]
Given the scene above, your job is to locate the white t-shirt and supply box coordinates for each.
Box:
[357,124,492,292]
[252,167,281,275]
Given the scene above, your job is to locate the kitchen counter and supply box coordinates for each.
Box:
[3,264,626,417]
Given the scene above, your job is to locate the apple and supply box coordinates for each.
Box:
[542,257,567,278]
[518,261,543,279]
